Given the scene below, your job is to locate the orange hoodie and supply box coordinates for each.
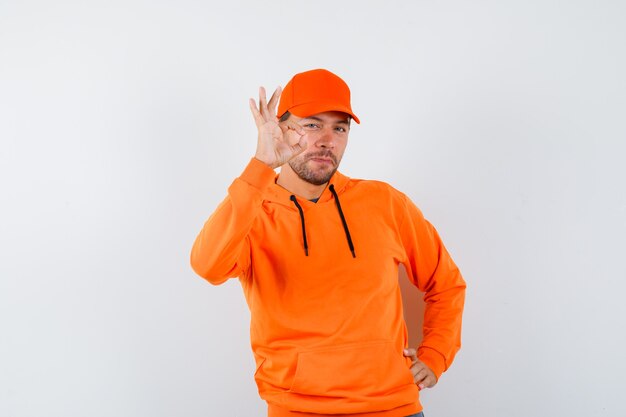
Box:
[190,158,466,417]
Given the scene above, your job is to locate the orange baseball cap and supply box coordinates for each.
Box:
[277,69,360,124]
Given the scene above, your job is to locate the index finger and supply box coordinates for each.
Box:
[278,119,306,136]
[279,119,305,135]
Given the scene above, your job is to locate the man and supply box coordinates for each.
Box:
[190,69,466,417]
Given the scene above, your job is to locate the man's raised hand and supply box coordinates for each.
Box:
[249,86,307,169]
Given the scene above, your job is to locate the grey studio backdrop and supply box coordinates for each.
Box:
[1,1,625,416]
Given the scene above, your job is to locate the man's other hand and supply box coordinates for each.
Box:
[403,348,438,390]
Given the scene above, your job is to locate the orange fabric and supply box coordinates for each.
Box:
[277,69,361,124]
[268,402,419,417]
[190,158,465,415]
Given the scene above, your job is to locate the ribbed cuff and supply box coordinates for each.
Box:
[239,158,277,191]
[417,346,446,380]
[268,402,420,417]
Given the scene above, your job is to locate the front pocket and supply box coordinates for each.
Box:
[289,340,414,398]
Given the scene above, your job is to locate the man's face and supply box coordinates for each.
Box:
[284,111,351,186]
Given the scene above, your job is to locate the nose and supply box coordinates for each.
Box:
[315,127,335,149]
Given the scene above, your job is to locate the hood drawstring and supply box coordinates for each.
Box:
[290,195,309,256]
[329,184,356,258]
[289,186,356,258]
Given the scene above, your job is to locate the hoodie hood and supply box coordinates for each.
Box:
[262,170,352,208]
[263,170,356,258]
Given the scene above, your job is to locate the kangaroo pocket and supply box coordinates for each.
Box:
[289,340,414,398]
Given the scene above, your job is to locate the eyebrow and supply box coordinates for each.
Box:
[304,116,351,125]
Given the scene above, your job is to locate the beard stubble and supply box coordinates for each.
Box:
[289,150,340,186]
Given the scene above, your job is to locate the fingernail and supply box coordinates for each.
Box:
[418,384,424,390]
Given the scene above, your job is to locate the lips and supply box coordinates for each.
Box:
[311,157,333,164]
[307,153,337,165]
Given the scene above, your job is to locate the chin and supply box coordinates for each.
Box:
[309,170,337,185]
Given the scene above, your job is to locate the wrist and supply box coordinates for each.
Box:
[240,158,278,189]
[254,155,278,169]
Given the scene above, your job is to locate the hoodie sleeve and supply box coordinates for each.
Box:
[190,158,276,285]
[399,194,466,380]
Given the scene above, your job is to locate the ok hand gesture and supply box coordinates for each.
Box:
[249,86,307,169]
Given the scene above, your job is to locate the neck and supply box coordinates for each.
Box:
[277,165,328,200]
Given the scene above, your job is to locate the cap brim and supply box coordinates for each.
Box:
[288,102,360,124]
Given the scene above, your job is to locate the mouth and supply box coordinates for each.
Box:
[310,157,334,165]
[307,153,337,166]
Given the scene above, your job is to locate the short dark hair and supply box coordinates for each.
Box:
[279,111,291,122]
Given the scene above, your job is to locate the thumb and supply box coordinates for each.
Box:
[403,348,418,361]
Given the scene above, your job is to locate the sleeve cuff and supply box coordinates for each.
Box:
[239,158,277,191]
[417,346,447,380]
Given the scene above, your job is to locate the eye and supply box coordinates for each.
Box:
[303,123,320,129]
[335,127,346,133]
